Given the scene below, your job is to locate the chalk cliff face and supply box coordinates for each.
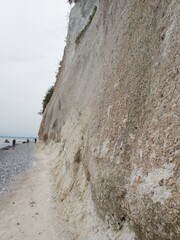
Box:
[39,0,179,239]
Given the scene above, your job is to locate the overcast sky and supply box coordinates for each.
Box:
[0,0,70,137]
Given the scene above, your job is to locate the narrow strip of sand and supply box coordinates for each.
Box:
[0,144,75,240]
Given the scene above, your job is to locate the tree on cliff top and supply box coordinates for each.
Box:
[68,0,79,4]
[40,85,54,114]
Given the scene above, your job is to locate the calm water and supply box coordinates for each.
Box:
[0,136,36,149]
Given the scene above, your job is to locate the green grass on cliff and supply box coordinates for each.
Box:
[39,85,54,114]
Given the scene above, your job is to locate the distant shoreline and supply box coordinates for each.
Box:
[0,137,37,150]
[0,142,35,151]
[0,135,37,139]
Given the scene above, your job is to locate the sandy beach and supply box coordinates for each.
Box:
[0,143,74,240]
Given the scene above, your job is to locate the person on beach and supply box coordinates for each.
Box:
[12,139,16,149]
[27,138,29,144]
[34,138,37,144]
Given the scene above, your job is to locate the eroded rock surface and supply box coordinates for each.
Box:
[39,0,180,239]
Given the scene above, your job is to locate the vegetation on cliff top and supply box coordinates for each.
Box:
[39,85,54,114]
[39,60,62,115]
[68,0,79,4]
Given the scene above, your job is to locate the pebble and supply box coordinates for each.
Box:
[0,143,36,193]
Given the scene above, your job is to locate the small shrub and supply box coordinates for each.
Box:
[68,0,79,4]
[41,86,54,114]
[39,59,63,115]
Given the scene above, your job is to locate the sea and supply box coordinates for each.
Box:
[0,136,36,149]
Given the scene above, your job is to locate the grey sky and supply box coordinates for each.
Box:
[0,0,70,137]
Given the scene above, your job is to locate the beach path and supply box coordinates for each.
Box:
[0,144,74,240]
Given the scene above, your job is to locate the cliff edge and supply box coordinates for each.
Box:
[39,0,180,239]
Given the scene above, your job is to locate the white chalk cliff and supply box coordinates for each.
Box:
[39,0,179,239]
